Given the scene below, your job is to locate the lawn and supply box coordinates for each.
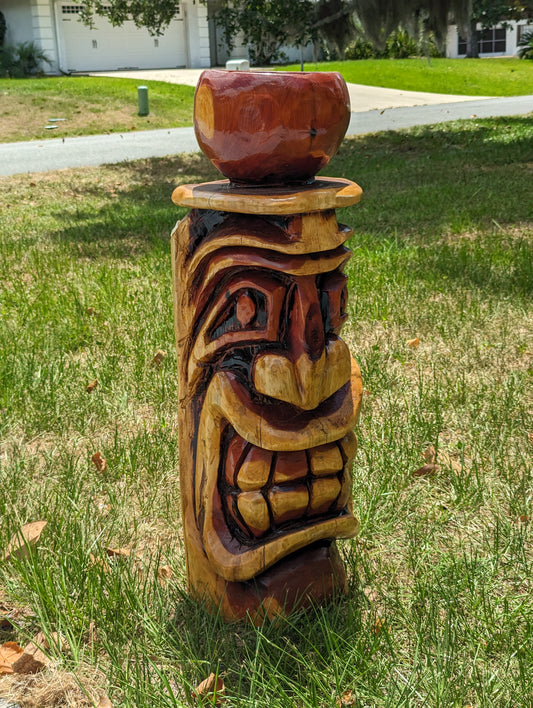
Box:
[281,57,533,96]
[0,76,195,143]
[0,115,532,707]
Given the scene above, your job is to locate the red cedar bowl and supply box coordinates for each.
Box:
[194,70,351,186]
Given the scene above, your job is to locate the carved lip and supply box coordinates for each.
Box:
[221,429,355,543]
[196,370,361,582]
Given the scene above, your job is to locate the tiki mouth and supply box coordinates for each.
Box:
[220,428,356,544]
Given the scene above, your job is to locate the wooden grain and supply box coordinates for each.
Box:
[171,197,363,621]
[172,177,362,215]
[193,70,350,184]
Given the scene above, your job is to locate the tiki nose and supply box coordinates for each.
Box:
[252,276,346,410]
[291,277,325,363]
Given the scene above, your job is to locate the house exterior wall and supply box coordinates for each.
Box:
[0,0,34,45]
[31,0,60,71]
[3,0,211,71]
[447,20,533,58]
[183,0,211,68]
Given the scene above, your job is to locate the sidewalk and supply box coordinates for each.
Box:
[90,68,493,112]
[1,69,531,177]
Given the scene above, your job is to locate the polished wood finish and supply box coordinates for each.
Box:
[194,70,350,185]
[171,208,363,620]
[171,71,362,621]
[172,177,362,215]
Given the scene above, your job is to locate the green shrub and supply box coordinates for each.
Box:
[345,37,376,60]
[0,41,50,77]
[518,28,533,59]
[386,29,417,58]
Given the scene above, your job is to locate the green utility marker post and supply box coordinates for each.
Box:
[138,86,149,116]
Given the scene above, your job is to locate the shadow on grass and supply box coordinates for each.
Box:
[47,117,532,295]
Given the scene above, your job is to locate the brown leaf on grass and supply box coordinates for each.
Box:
[87,621,97,645]
[86,379,98,393]
[438,451,464,474]
[372,617,386,634]
[519,514,530,523]
[87,307,98,316]
[150,349,167,367]
[32,630,69,654]
[3,521,48,561]
[336,690,355,707]
[0,605,21,631]
[97,695,113,708]
[11,638,49,674]
[105,547,131,559]
[193,672,225,703]
[91,451,107,473]
[423,445,436,464]
[412,463,439,478]
[406,337,419,348]
[0,641,24,674]
[157,565,173,583]
[528,432,533,445]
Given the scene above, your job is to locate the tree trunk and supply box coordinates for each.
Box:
[466,18,479,58]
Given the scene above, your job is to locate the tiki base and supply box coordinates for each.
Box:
[194,541,348,623]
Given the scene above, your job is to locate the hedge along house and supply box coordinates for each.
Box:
[0,0,211,72]
[446,19,533,58]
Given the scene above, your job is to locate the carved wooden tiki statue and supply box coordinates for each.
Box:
[171,70,363,621]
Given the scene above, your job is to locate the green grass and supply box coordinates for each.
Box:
[281,57,533,96]
[0,116,532,707]
[0,76,195,142]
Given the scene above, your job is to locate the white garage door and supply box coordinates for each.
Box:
[58,4,188,71]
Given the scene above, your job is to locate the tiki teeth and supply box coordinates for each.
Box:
[309,442,343,477]
[309,477,342,516]
[272,450,308,484]
[339,432,357,462]
[237,491,270,537]
[236,446,272,491]
[225,434,249,486]
[336,469,352,510]
[268,484,309,524]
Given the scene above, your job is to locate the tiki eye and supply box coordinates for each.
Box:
[319,272,348,333]
[210,289,267,341]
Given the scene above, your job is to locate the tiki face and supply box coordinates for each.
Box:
[172,208,362,617]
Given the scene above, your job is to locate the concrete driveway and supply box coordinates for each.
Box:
[90,67,493,112]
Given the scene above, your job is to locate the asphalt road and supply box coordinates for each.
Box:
[0,94,531,177]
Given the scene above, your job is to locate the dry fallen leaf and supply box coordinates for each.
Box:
[12,638,49,674]
[87,307,98,316]
[423,445,436,464]
[519,514,530,523]
[0,641,24,674]
[528,432,533,445]
[3,521,48,561]
[105,547,131,559]
[406,337,419,348]
[150,349,167,367]
[157,565,173,583]
[91,451,107,473]
[97,695,113,708]
[336,689,355,707]
[372,617,386,634]
[412,463,439,478]
[87,621,97,645]
[438,451,464,474]
[193,672,225,703]
[86,379,98,393]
